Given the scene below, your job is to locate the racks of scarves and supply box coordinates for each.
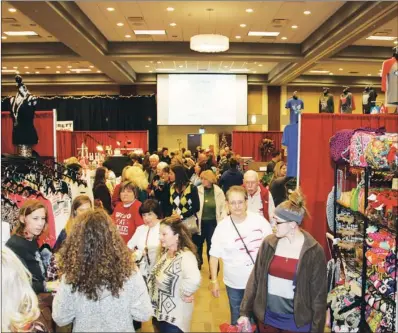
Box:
[328,161,397,332]
[0,155,90,247]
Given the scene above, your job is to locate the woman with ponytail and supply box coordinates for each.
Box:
[238,188,327,333]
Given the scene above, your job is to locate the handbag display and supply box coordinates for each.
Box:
[182,215,199,235]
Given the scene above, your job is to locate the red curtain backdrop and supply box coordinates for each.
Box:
[232,131,283,161]
[1,111,55,157]
[56,131,73,163]
[300,114,398,256]
[70,131,148,159]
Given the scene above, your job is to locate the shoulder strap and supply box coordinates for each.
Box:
[230,216,255,265]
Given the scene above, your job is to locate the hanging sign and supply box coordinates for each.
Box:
[56,121,74,131]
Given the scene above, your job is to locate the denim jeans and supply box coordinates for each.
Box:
[152,318,183,333]
[226,285,245,325]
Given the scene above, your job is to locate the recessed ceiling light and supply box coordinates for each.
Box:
[35,71,40,74]
[13,67,18,69]
[170,23,177,27]
[367,74,371,76]
[67,66,72,68]
[157,61,162,64]
[70,68,92,72]
[134,30,166,35]
[366,36,396,41]
[4,31,38,36]
[310,70,330,73]
[253,71,257,73]
[329,73,334,75]
[166,7,174,12]
[56,71,60,74]
[97,70,101,73]
[45,66,50,69]
[339,68,343,71]
[235,35,241,39]
[230,69,249,72]
[2,67,6,69]
[240,24,247,28]
[145,65,150,68]
[149,71,153,73]
[246,8,254,13]
[394,40,398,44]
[258,64,263,67]
[2,69,17,73]
[8,8,17,13]
[89,65,94,68]
[179,65,183,68]
[56,66,61,68]
[24,66,29,69]
[304,10,311,15]
[117,22,124,27]
[66,71,70,73]
[26,72,30,74]
[248,31,280,37]
[156,68,176,71]
[291,25,298,29]
[106,7,115,12]
[1,36,7,40]
[125,34,131,38]
[281,37,287,40]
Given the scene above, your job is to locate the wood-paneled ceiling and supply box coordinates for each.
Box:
[1,1,397,87]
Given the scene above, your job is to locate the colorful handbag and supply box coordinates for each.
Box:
[365,133,398,169]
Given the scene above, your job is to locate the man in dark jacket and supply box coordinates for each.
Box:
[219,158,243,193]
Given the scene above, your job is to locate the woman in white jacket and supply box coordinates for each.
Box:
[193,170,227,270]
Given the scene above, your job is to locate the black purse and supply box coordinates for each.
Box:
[230,216,255,265]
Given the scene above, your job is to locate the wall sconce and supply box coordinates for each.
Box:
[251,115,257,124]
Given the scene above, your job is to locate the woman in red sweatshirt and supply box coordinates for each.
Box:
[112,181,144,244]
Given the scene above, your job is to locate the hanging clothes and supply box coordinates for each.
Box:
[319,93,334,113]
[339,93,356,114]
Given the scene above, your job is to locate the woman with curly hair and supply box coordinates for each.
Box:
[147,216,201,333]
[52,209,152,332]
[124,165,149,203]
[2,246,46,332]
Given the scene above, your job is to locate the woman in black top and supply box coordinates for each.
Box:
[93,167,112,214]
[6,200,48,294]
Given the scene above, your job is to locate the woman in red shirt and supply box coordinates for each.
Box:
[112,181,144,244]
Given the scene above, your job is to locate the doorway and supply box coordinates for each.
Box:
[187,134,202,154]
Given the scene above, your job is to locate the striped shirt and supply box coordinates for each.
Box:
[265,255,311,332]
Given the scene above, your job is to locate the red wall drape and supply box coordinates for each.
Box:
[56,131,73,163]
[1,111,55,157]
[300,114,398,256]
[71,131,148,158]
[232,131,283,161]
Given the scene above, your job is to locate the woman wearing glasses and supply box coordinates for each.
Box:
[127,199,162,280]
[238,188,327,333]
[209,186,272,325]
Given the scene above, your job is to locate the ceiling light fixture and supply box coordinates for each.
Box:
[2,36,7,39]
[56,71,60,73]
[45,66,50,69]
[24,66,29,69]
[157,61,162,64]
[134,30,166,35]
[8,8,17,13]
[291,25,298,29]
[240,24,247,28]
[70,68,92,72]
[339,68,343,71]
[56,66,61,68]
[13,67,18,69]
[310,70,330,73]
[66,71,70,73]
[35,71,40,74]
[281,37,287,40]
[246,8,254,13]
[251,115,257,124]
[170,23,177,27]
[367,74,372,76]
[145,65,150,68]
[190,34,229,53]
[117,22,124,27]
[231,68,249,72]
[106,7,115,11]
[248,31,280,37]
[2,69,17,73]
[394,40,398,44]
[89,65,94,68]
[304,10,311,15]
[125,34,131,38]
[26,72,30,74]
[366,36,396,41]
[4,31,38,36]
[258,64,263,67]
[179,65,184,68]
[149,70,153,73]
[166,7,175,12]
[253,71,257,74]
[235,35,241,39]
[2,67,7,69]
[97,70,101,73]
[156,68,176,71]
[329,73,334,75]
[67,65,72,68]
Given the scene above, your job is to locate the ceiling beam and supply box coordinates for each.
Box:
[329,45,395,63]
[1,74,114,86]
[290,75,381,88]
[7,1,136,84]
[268,1,398,85]
[108,42,302,62]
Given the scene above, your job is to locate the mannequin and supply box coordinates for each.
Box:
[339,86,355,113]
[9,75,39,157]
[381,46,398,106]
[319,87,334,113]
[285,91,304,124]
[362,86,378,114]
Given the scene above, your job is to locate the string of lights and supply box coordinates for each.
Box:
[1,93,155,102]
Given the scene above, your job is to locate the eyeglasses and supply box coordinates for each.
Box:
[228,200,245,207]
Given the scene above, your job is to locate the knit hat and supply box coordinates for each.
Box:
[274,205,305,225]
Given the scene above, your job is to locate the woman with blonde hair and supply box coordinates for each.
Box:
[193,170,227,270]
[147,216,201,333]
[2,246,44,332]
[238,188,327,333]
[53,209,152,332]
[272,161,287,180]
[124,165,149,203]
[112,165,132,208]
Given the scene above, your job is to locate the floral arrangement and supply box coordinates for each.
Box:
[259,138,274,157]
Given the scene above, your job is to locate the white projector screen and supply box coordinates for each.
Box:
[157,74,248,125]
